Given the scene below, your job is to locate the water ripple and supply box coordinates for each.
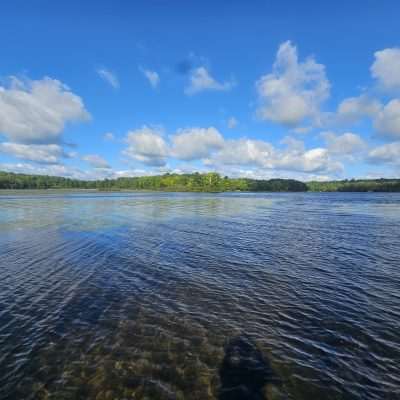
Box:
[0,192,399,399]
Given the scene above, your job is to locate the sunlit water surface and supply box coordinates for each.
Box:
[0,192,399,400]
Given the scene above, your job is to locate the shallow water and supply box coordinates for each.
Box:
[0,192,399,400]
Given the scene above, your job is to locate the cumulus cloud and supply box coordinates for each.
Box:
[321,132,367,155]
[373,99,400,139]
[368,142,400,165]
[82,154,111,169]
[0,161,119,180]
[122,126,225,165]
[120,122,342,177]
[206,138,274,167]
[140,68,160,88]
[0,142,65,163]
[337,95,381,123]
[97,68,119,89]
[256,41,330,127]
[0,76,90,144]
[0,162,81,178]
[206,136,341,175]
[171,127,224,160]
[202,163,334,182]
[123,126,168,166]
[337,96,400,140]
[275,137,342,173]
[371,48,400,91]
[277,147,340,173]
[185,67,234,95]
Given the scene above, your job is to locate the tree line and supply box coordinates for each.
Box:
[0,171,306,191]
[307,179,400,192]
[1,171,399,192]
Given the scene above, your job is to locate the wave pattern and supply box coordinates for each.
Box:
[0,192,399,399]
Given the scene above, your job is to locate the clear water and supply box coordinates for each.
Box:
[0,192,399,400]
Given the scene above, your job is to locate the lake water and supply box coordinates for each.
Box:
[0,192,399,400]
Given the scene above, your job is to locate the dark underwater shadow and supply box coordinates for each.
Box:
[218,335,281,400]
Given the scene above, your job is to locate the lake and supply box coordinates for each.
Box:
[0,192,399,400]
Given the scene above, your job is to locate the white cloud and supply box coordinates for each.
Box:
[0,162,80,177]
[204,164,334,182]
[97,68,119,89]
[256,41,330,126]
[112,168,168,178]
[0,76,90,144]
[337,95,381,123]
[371,48,400,91]
[82,154,111,169]
[103,132,115,141]
[279,148,337,173]
[321,132,367,155]
[123,125,168,166]
[141,68,160,88]
[291,126,312,134]
[122,126,225,165]
[185,67,234,95]
[368,142,400,165]
[0,161,118,180]
[0,142,65,163]
[280,136,305,152]
[206,138,274,167]
[227,117,238,129]
[119,123,342,177]
[337,96,400,140]
[206,136,341,175]
[171,127,224,160]
[373,99,400,139]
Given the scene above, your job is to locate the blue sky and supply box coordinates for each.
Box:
[1,0,400,180]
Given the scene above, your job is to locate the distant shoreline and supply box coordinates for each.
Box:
[1,171,400,192]
[0,188,399,194]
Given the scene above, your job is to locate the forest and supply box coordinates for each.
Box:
[1,171,400,192]
[307,179,400,192]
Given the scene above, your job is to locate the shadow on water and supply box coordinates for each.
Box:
[219,336,283,400]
